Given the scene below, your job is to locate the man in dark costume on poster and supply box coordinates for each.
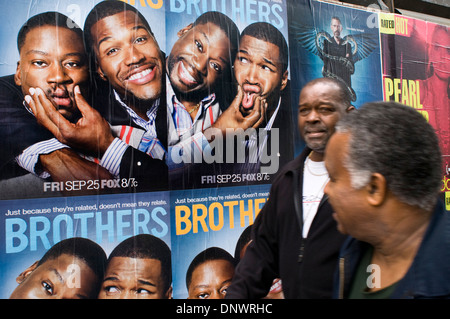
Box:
[292,14,379,103]
[322,17,355,100]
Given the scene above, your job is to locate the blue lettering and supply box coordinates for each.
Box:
[134,209,150,234]
[246,0,257,25]
[231,0,245,23]
[96,211,115,244]
[170,0,185,12]
[74,212,94,238]
[116,210,132,242]
[53,214,74,244]
[4,207,169,254]
[258,1,270,23]
[151,207,169,237]
[30,217,51,251]
[187,0,201,15]
[270,4,284,29]
[220,0,227,14]
[5,218,28,253]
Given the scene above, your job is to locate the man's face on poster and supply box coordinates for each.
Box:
[167,22,231,99]
[15,25,89,122]
[331,18,343,38]
[429,27,450,81]
[98,257,171,299]
[9,254,98,299]
[91,11,163,101]
[234,35,288,116]
[187,259,234,299]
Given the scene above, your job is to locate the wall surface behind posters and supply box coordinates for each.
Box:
[0,0,448,301]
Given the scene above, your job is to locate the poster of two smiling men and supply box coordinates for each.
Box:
[0,0,448,304]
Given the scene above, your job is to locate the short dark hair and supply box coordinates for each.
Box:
[331,16,342,24]
[38,237,107,284]
[186,247,236,289]
[83,0,155,58]
[240,22,289,73]
[17,11,83,53]
[192,11,240,63]
[234,225,252,262]
[108,234,172,292]
[303,77,352,109]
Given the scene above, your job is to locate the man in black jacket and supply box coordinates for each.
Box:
[226,77,354,299]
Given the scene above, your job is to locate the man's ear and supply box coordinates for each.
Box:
[14,61,22,86]
[177,23,193,38]
[365,173,387,207]
[166,286,173,299]
[97,66,107,82]
[346,105,356,113]
[280,70,289,91]
[16,260,39,284]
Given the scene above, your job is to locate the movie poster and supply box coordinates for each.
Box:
[170,184,270,298]
[0,0,449,303]
[379,13,450,211]
[0,190,171,298]
[0,0,290,300]
[288,0,383,155]
[165,0,290,299]
[0,0,168,199]
[0,0,174,300]
[166,0,295,190]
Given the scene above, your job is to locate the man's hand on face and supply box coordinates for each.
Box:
[26,86,115,156]
[205,85,267,141]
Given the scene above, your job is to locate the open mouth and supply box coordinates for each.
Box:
[125,65,156,85]
[177,60,201,87]
[242,84,261,110]
[269,278,282,294]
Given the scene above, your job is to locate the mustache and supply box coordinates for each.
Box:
[46,87,73,99]
[120,63,155,81]
[303,124,328,134]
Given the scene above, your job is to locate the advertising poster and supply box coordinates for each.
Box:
[0,0,168,199]
[0,0,288,301]
[379,13,450,211]
[166,0,295,190]
[0,0,174,300]
[170,184,270,298]
[0,190,171,298]
[288,0,383,155]
[0,0,449,305]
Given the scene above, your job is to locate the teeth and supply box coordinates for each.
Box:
[179,62,197,83]
[128,68,151,81]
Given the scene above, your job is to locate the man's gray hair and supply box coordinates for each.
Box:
[336,101,442,211]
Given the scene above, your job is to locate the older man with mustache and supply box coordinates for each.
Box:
[226,77,354,299]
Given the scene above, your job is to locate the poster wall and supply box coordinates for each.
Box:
[379,12,450,211]
[0,0,448,300]
[288,0,384,155]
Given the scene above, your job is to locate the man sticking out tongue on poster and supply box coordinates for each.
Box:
[215,21,293,176]
[235,22,288,119]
